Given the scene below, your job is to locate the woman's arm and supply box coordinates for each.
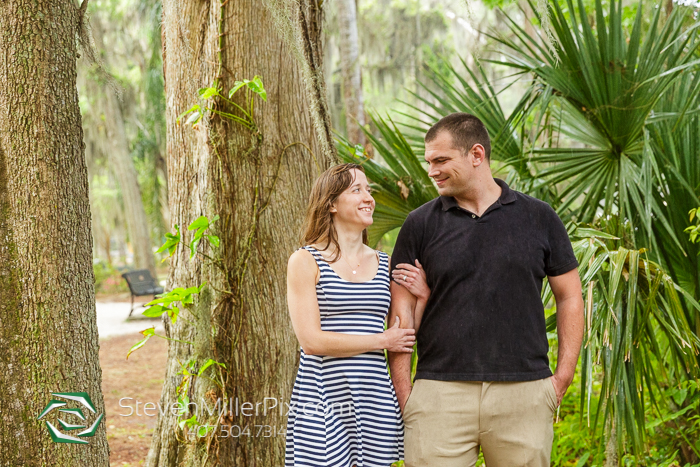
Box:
[287,249,415,358]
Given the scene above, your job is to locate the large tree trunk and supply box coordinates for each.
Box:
[337,0,366,146]
[0,1,110,465]
[145,1,334,466]
[91,17,157,278]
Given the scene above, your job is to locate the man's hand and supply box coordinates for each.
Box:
[397,385,412,414]
[549,373,572,406]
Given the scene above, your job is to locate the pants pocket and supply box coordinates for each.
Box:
[543,377,559,412]
[403,380,421,420]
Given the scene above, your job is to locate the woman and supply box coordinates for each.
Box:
[285,163,430,467]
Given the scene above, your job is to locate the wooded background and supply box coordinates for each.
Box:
[1,0,699,465]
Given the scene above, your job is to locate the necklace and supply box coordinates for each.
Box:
[341,252,362,275]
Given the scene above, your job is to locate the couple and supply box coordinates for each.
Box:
[285,113,585,467]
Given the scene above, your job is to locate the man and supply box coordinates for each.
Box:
[389,112,584,467]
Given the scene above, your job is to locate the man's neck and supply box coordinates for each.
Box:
[452,176,502,216]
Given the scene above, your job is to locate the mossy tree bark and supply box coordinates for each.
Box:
[337,0,366,147]
[0,0,110,465]
[145,1,334,466]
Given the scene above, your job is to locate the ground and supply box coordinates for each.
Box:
[101,331,168,466]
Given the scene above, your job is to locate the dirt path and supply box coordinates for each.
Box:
[100,332,168,466]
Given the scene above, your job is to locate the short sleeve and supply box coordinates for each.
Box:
[544,206,578,276]
[390,212,423,281]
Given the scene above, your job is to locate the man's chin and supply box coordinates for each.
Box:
[436,185,452,196]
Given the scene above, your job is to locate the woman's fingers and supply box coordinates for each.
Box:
[395,263,419,273]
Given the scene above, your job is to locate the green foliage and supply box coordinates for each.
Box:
[563,225,700,456]
[685,208,700,244]
[128,215,219,358]
[175,357,226,430]
[142,282,207,324]
[126,327,156,359]
[177,76,267,131]
[155,224,180,260]
[188,215,219,259]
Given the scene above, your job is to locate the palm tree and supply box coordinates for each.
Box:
[339,0,700,460]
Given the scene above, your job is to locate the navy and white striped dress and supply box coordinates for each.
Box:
[285,246,404,467]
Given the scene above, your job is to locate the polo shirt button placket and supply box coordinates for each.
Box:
[471,214,476,219]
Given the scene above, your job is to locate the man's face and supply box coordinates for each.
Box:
[424,131,474,197]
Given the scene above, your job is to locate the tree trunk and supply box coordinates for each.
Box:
[337,0,366,146]
[145,1,334,466]
[102,87,157,277]
[604,423,618,467]
[91,17,157,278]
[0,1,110,465]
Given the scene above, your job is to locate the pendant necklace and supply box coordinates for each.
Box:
[342,252,362,275]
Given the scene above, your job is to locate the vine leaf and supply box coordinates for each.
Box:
[229,75,267,101]
[127,327,155,359]
[177,104,202,125]
[197,86,219,100]
[188,215,220,258]
[156,224,181,261]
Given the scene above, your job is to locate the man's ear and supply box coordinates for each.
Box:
[470,144,486,167]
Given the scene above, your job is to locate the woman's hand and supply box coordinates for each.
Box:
[382,316,415,353]
[392,259,430,302]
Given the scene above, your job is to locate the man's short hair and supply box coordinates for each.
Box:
[425,113,491,161]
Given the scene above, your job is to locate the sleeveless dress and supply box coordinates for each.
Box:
[285,246,404,467]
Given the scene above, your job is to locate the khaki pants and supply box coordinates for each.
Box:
[403,378,558,467]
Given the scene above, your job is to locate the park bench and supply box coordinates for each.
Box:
[121,270,164,317]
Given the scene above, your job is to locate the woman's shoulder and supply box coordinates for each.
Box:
[288,247,321,284]
[288,247,317,268]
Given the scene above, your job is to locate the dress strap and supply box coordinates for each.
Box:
[301,245,323,262]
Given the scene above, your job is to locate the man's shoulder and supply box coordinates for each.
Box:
[510,189,557,214]
[407,197,442,222]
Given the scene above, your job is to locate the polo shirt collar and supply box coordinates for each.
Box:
[439,178,516,212]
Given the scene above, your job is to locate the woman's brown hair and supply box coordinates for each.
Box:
[301,163,369,262]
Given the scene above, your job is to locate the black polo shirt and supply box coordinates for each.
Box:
[391,178,578,382]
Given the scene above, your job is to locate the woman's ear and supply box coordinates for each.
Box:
[329,204,337,214]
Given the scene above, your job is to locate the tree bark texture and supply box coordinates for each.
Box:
[90,17,157,278]
[337,0,366,146]
[146,1,335,466]
[0,1,110,466]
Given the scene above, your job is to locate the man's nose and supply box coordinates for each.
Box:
[428,166,439,178]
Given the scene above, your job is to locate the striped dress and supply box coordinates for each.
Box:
[285,246,404,467]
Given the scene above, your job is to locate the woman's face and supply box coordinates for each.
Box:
[330,169,375,230]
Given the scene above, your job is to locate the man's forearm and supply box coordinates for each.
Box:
[388,351,412,411]
[388,281,416,412]
[555,294,584,384]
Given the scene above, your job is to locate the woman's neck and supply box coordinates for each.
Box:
[334,227,366,259]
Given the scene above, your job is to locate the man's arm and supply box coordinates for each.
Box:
[388,280,417,413]
[548,268,584,404]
